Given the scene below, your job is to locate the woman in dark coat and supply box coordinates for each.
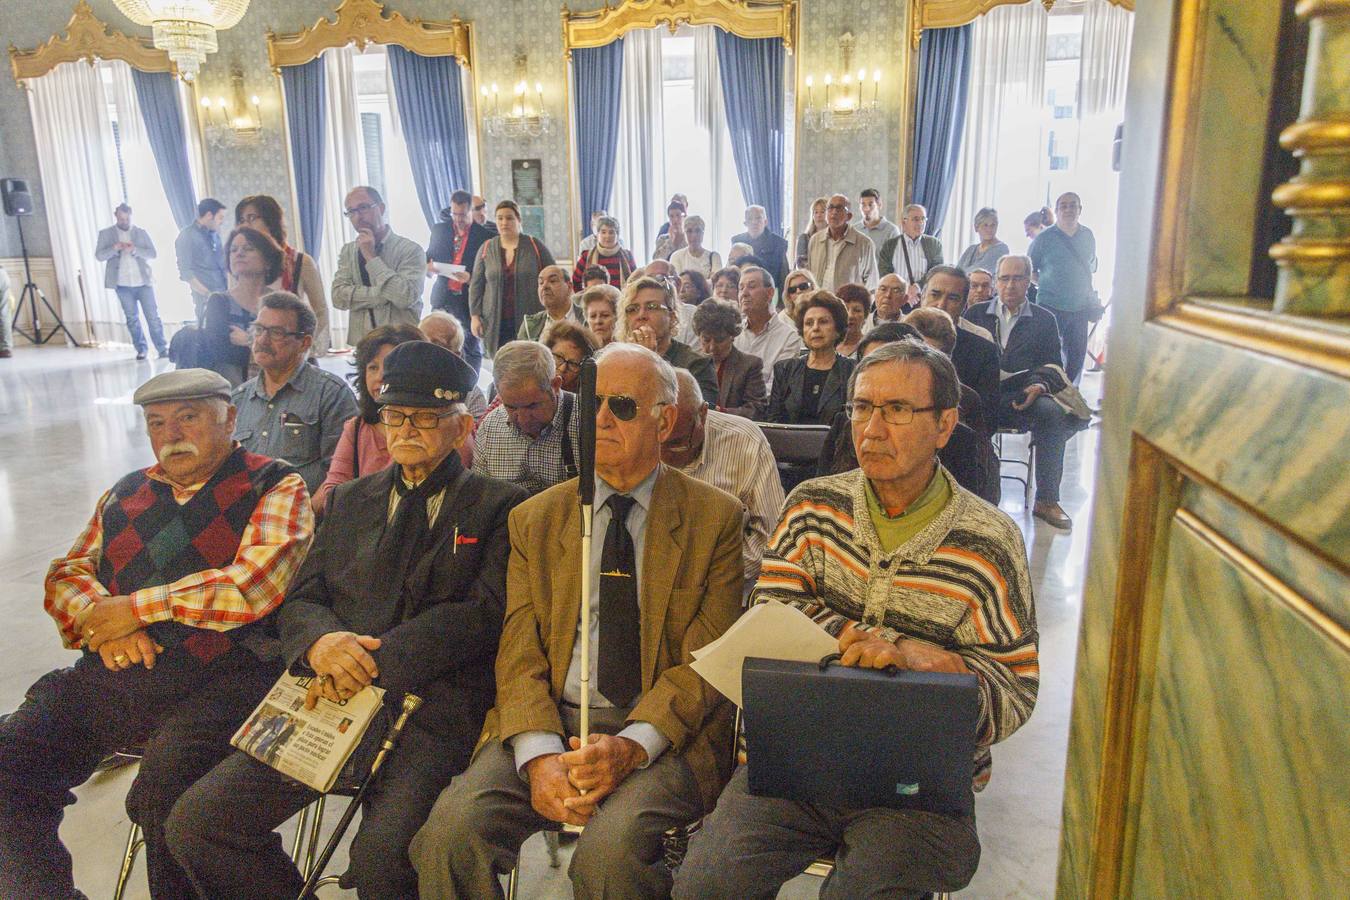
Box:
[766,290,855,426]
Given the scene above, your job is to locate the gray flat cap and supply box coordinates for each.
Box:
[132,368,233,406]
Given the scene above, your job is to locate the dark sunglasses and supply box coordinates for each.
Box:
[595,393,665,421]
[786,282,813,295]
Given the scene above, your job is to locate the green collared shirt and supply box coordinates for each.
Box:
[865,466,953,554]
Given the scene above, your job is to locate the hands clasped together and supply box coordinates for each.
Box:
[525,734,649,827]
[83,596,163,671]
[304,631,383,709]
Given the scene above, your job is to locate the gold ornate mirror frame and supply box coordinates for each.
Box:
[9,1,176,87]
[561,0,797,57]
[267,0,473,71]
[914,0,1136,47]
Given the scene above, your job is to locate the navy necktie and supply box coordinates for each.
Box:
[599,493,641,707]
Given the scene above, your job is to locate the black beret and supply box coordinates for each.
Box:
[377,341,477,408]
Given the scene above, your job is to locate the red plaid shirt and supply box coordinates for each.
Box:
[44,466,314,649]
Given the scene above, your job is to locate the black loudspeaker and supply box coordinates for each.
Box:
[2,178,34,216]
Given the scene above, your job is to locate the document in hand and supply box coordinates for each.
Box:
[231,672,385,793]
[432,261,468,277]
[690,601,838,707]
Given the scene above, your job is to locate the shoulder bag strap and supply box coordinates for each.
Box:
[1048,227,1095,281]
[559,391,578,478]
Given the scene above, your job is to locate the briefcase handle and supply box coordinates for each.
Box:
[817,652,900,677]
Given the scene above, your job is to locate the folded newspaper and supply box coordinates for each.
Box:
[231,671,385,793]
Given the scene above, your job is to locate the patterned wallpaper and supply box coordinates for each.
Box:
[0,0,911,260]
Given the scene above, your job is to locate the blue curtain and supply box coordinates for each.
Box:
[714,31,786,236]
[572,40,624,238]
[910,24,974,235]
[129,69,197,229]
[386,45,473,228]
[280,58,327,258]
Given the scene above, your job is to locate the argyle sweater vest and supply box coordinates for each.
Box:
[97,447,291,662]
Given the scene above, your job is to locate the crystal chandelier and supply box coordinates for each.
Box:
[802,32,884,134]
[112,1,250,81]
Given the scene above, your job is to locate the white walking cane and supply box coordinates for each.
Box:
[576,358,599,753]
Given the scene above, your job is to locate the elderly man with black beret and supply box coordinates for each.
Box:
[168,342,528,899]
[0,369,314,899]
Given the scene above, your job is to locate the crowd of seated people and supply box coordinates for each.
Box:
[0,182,1110,898]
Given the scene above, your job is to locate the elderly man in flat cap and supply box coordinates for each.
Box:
[168,342,527,899]
[0,368,314,900]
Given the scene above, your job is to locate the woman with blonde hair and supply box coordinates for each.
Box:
[795,197,828,267]
[779,268,818,327]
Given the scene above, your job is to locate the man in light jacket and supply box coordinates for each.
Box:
[806,194,878,291]
[331,186,426,347]
[96,203,166,360]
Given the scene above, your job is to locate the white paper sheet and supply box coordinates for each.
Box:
[691,601,839,707]
[433,262,468,277]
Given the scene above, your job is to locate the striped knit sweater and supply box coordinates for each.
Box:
[751,466,1039,789]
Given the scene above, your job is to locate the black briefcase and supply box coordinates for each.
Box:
[742,655,979,816]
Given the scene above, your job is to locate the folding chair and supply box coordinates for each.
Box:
[994,427,1035,505]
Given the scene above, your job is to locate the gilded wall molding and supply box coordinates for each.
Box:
[266,0,473,71]
[9,1,175,87]
[561,0,797,56]
[912,0,1137,48]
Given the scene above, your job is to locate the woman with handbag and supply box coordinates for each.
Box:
[1028,192,1100,383]
[468,200,557,357]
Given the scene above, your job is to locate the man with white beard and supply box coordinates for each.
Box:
[0,368,314,899]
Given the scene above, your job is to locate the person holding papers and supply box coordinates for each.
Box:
[410,343,743,899]
[167,342,526,899]
[674,339,1039,899]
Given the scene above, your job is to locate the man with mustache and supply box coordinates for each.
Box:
[169,341,526,899]
[0,368,314,899]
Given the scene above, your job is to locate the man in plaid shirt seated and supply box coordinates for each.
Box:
[0,368,314,900]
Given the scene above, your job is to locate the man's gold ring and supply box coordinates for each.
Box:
[113,654,129,664]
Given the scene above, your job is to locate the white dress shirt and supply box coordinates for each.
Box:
[892,234,931,286]
[116,228,145,288]
[733,314,804,393]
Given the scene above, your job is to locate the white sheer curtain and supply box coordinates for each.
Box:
[105,60,197,326]
[317,46,367,348]
[612,29,666,265]
[692,26,746,256]
[939,3,1049,257]
[26,61,120,343]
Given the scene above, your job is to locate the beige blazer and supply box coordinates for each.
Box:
[482,465,744,813]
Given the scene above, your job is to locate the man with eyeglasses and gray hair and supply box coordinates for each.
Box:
[472,340,582,495]
[617,274,720,405]
[232,291,357,492]
[169,341,526,898]
[412,341,743,900]
[332,185,427,346]
[675,338,1038,900]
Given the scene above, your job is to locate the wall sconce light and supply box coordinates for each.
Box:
[200,66,262,147]
[803,33,882,133]
[483,54,554,139]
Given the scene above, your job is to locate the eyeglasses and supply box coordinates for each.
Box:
[596,393,665,422]
[249,324,308,341]
[239,212,264,225]
[623,301,670,316]
[996,274,1030,283]
[344,202,378,218]
[846,400,939,425]
[786,282,813,295]
[826,204,849,212]
[552,354,582,374]
[379,408,459,429]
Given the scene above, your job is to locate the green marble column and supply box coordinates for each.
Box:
[1271,0,1350,317]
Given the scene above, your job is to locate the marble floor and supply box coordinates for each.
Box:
[0,345,1100,899]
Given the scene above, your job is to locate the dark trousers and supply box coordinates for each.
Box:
[431,284,484,374]
[1000,394,1074,503]
[1053,306,1094,384]
[674,767,980,900]
[115,285,168,355]
[0,647,275,900]
[168,718,468,900]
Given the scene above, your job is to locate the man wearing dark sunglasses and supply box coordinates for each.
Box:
[414,342,744,900]
[231,292,356,491]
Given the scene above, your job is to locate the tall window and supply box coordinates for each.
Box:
[352,46,427,244]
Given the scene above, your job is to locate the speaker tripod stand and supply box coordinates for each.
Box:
[9,214,77,346]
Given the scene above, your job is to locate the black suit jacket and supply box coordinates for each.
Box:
[951,325,1001,426]
[963,300,1064,398]
[767,353,855,425]
[716,346,768,420]
[277,462,527,739]
[731,230,790,290]
[427,221,493,372]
